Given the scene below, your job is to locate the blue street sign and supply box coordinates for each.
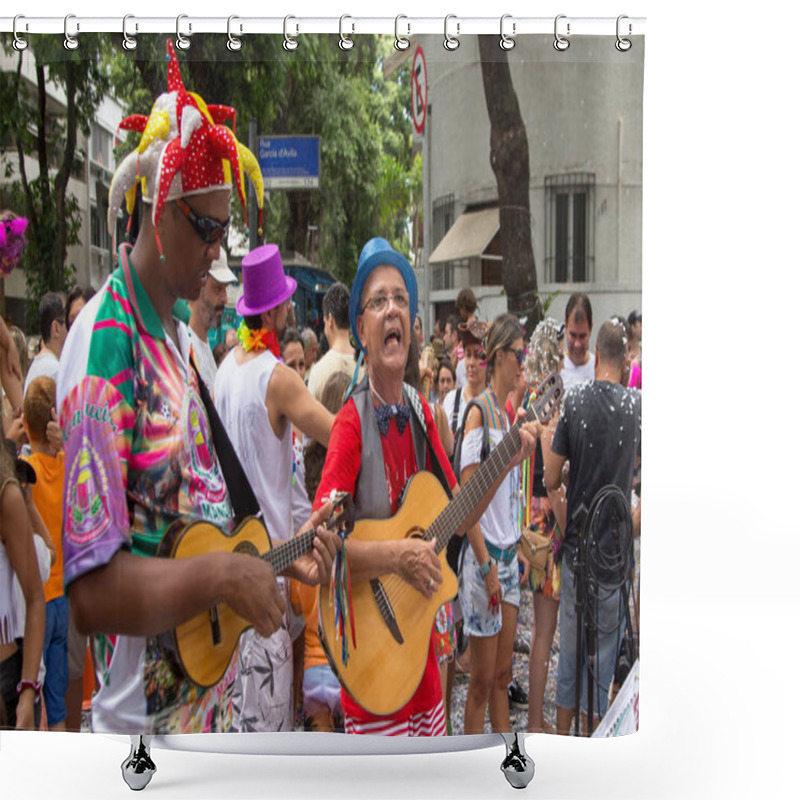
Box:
[257,136,320,189]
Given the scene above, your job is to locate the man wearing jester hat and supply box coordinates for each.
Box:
[56,41,339,735]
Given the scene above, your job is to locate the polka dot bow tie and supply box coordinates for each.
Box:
[375,404,411,436]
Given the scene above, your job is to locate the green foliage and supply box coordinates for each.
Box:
[1,32,416,325]
[4,179,79,326]
[103,34,415,285]
[537,289,561,315]
[1,34,110,326]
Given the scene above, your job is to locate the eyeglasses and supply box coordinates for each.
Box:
[361,290,410,314]
[175,198,230,244]
[503,346,528,367]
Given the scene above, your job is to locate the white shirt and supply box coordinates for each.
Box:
[561,352,595,392]
[212,349,296,733]
[188,330,218,394]
[442,386,470,433]
[214,349,293,542]
[455,358,466,388]
[460,426,521,550]
[306,349,360,401]
[24,350,59,395]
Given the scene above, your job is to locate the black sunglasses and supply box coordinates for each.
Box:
[175,198,230,244]
[503,346,528,367]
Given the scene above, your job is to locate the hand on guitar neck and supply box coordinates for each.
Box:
[219,499,344,639]
[508,410,544,469]
[279,499,345,587]
[223,503,342,637]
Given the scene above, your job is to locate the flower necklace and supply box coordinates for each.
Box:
[0,215,29,277]
[237,320,280,358]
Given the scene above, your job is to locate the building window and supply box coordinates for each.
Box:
[481,257,503,286]
[90,203,111,252]
[432,194,455,251]
[90,124,114,170]
[432,261,455,291]
[545,173,595,283]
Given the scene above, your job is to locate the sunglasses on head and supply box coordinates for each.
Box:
[175,198,230,244]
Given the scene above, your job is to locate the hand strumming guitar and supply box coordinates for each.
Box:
[394,537,442,600]
[221,554,286,640]
[70,549,288,642]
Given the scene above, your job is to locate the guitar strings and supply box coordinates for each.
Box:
[330,376,560,662]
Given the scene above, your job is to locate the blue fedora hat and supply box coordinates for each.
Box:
[349,237,418,353]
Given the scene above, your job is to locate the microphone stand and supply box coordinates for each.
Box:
[577,488,635,737]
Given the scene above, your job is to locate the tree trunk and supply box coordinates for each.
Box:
[53,60,79,287]
[13,53,36,230]
[477,36,542,330]
[286,190,311,258]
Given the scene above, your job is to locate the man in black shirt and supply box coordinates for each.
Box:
[545,319,641,735]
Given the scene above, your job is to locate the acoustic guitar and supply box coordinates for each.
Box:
[319,371,563,715]
[157,491,352,688]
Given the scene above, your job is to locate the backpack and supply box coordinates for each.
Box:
[449,387,462,436]
[451,396,491,483]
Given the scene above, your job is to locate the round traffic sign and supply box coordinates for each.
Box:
[411,46,428,134]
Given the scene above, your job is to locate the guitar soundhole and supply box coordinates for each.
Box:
[234,541,260,558]
[407,526,426,539]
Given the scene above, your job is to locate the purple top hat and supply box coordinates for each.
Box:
[236,244,297,317]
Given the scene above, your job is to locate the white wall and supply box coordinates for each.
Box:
[420,33,642,320]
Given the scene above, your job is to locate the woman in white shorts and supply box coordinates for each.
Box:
[460,314,536,735]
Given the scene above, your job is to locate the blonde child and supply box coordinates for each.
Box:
[22,376,68,730]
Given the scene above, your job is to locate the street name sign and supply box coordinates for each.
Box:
[257,136,320,189]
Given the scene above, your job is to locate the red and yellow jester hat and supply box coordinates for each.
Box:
[108,39,263,255]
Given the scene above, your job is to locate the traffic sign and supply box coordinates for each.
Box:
[411,46,428,134]
[257,136,320,189]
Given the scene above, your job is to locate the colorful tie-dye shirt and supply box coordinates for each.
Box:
[57,245,236,734]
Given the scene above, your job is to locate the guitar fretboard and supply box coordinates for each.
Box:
[262,527,318,574]
[262,498,349,574]
[425,416,523,554]
[424,374,560,554]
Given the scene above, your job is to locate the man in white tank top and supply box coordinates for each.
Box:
[214,244,335,731]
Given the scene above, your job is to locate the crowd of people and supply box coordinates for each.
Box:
[0,41,641,738]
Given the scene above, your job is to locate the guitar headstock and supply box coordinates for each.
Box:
[529,370,564,425]
[323,490,354,537]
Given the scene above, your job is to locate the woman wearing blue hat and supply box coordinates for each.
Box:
[311,238,542,736]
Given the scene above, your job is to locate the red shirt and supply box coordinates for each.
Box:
[313,390,457,727]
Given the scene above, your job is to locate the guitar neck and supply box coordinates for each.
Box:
[427,398,548,554]
[260,493,351,575]
[262,527,317,574]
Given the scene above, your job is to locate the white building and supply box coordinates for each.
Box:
[414,35,643,339]
[0,49,123,330]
